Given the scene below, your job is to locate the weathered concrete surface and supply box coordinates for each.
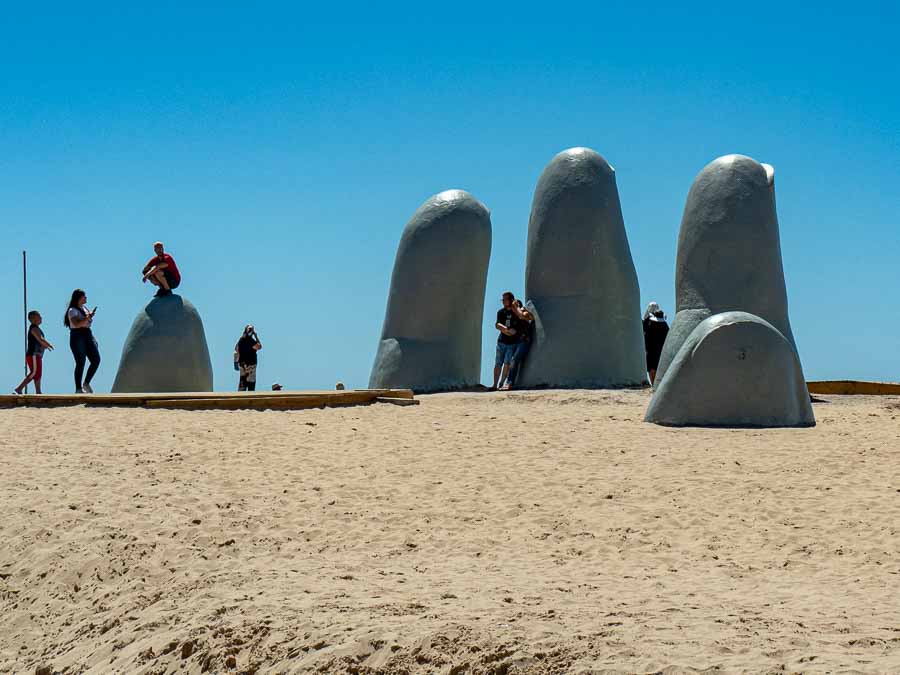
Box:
[518,147,645,388]
[369,190,492,393]
[112,294,213,393]
[646,311,814,427]
[656,154,797,385]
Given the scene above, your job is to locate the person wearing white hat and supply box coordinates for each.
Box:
[642,301,669,385]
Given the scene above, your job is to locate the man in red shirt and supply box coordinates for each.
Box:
[142,241,181,297]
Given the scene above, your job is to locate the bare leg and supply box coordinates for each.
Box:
[491,365,501,390]
[152,269,170,290]
[33,378,42,395]
[648,368,657,385]
[14,371,35,394]
[499,363,511,389]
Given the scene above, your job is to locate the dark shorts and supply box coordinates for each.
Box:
[646,351,661,371]
[163,269,180,289]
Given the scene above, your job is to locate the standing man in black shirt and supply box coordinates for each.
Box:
[491,291,520,390]
[234,324,262,391]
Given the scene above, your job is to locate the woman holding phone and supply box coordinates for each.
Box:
[64,289,101,393]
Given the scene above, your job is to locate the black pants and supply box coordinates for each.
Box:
[70,329,101,391]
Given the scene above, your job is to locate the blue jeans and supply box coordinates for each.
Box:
[506,340,531,387]
[495,342,517,368]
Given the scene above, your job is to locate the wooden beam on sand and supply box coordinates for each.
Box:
[807,381,900,396]
[375,396,421,406]
[0,389,415,411]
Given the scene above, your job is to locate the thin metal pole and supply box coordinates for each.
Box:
[23,250,28,394]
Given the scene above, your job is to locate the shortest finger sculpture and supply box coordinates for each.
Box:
[113,294,213,393]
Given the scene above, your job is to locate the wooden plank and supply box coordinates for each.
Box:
[146,393,377,411]
[807,381,900,396]
[147,395,378,411]
[0,389,415,410]
[356,389,415,398]
[376,396,421,406]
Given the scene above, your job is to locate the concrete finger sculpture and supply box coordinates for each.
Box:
[655,154,797,384]
[646,154,814,427]
[112,294,213,393]
[369,189,492,393]
[516,147,645,388]
[645,312,814,427]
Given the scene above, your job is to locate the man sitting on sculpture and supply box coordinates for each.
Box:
[142,241,181,297]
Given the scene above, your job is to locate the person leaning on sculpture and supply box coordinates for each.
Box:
[503,298,534,390]
[642,301,669,385]
[234,325,262,391]
[490,291,533,391]
[142,241,181,297]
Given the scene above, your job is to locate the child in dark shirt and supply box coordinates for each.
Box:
[15,310,54,394]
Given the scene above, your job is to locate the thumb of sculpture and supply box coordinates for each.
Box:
[646,154,814,428]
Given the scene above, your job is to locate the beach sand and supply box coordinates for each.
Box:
[1,390,898,673]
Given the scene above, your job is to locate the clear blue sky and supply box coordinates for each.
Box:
[2,3,898,393]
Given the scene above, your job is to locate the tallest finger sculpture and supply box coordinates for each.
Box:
[516,147,646,388]
[369,189,492,393]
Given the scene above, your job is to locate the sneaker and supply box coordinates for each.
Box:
[83,383,94,394]
[75,388,85,394]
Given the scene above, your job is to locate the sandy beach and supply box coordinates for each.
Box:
[1,390,898,673]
